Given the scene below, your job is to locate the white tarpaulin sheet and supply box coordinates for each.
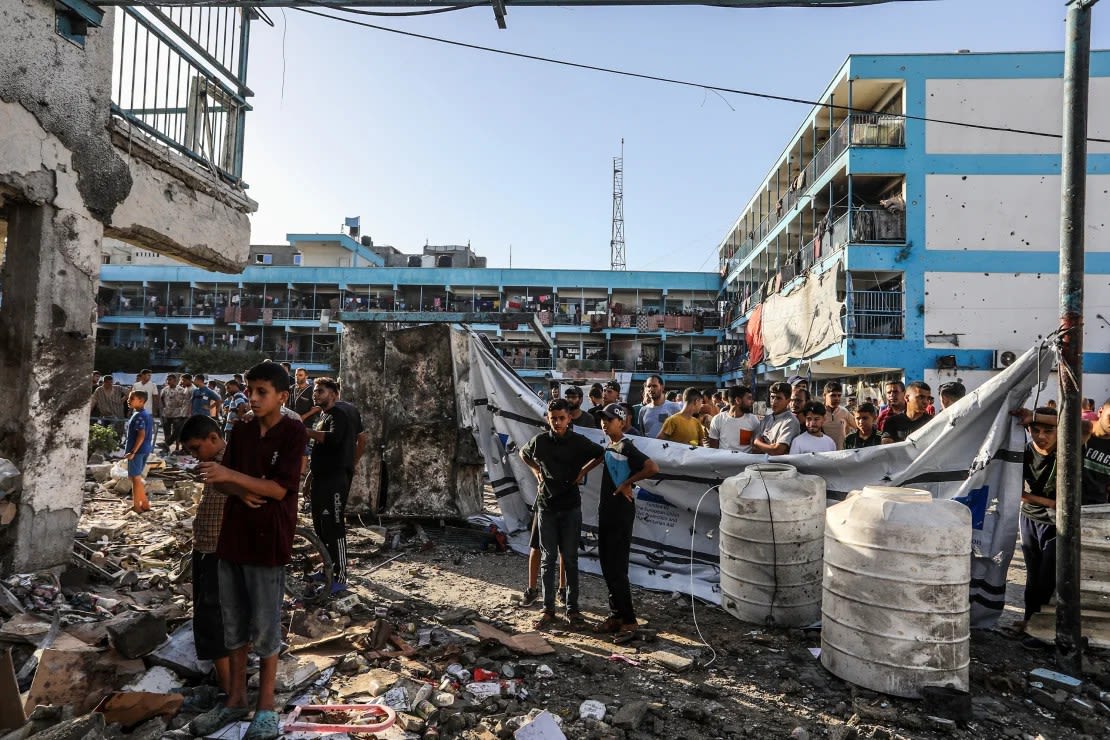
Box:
[463,331,1051,628]
[760,263,844,368]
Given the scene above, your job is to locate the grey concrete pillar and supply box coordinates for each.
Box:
[0,202,99,572]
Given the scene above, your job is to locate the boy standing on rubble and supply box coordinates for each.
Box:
[580,404,659,634]
[124,390,154,513]
[196,363,307,740]
[176,415,234,737]
[520,398,604,628]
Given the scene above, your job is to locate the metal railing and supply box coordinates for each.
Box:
[844,289,904,339]
[111,5,252,180]
[721,112,906,275]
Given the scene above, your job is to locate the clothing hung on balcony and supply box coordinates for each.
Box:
[759,261,845,367]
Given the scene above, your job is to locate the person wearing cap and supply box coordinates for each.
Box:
[1015,407,1059,634]
[562,386,598,429]
[579,403,659,635]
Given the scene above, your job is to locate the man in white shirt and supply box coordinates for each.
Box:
[820,381,858,450]
[132,369,160,416]
[709,385,761,453]
[637,375,682,438]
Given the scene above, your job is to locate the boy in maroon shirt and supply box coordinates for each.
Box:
[197,363,307,740]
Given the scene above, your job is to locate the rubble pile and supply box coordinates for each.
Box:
[0,457,1107,738]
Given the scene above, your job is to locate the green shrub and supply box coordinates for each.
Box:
[179,345,269,375]
[88,422,119,458]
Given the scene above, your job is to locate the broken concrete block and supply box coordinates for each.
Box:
[341,668,400,698]
[144,478,167,495]
[106,611,168,659]
[28,713,107,740]
[271,653,337,693]
[0,585,24,618]
[146,621,212,680]
[612,700,649,730]
[86,520,128,542]
[648,649,694,673]
[88,464,113,483]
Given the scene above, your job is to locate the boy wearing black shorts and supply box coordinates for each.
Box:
[177,415,233,736]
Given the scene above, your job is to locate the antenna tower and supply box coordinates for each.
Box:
[610,139,626,271]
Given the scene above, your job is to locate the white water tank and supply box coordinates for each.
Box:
[718,463,826,627]
[821,486,971,698]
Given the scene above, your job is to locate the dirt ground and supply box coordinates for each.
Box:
[359,522,1109,740]
[58,468,1110,740]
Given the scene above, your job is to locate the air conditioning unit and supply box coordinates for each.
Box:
[993,350,1018,370]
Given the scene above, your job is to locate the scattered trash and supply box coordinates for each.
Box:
[578,699,606,720]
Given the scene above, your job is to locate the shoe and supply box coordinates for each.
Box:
[566,610,587,627]
[557,586,568,605]
[190,705,249,736]
[243,709,280,740]
[306,571,328,584]
[595,616,623,634]
[534,610,559,630]
[1022,634,1050,651]
[521,586,539,607]
[330,581,348,596]
[618,620,639,633]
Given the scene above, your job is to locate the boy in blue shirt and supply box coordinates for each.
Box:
[579,404,659,634]
[125,390,155,512]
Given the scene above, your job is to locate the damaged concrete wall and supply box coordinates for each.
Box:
[343,324,484,519]
[0,0,254,571]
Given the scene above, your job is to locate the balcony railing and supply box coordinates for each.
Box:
[844,289,904,339]
[111,5,252,180]
[721,112,906,275]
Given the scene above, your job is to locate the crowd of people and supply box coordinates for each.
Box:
[85,360,1110,732]
[88,362,363,739]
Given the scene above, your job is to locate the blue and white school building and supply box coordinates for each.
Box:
[97,50,1110,401]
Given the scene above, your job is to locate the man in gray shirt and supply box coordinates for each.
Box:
[751,382,800,456]
[637,374,682,438]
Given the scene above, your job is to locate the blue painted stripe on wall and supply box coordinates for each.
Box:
[850,51,1110,81]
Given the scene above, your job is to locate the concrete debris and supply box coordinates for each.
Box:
[0,455,1100,739]
[105,611,167,659]
[0,460,21,498]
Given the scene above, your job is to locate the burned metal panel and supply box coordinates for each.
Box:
[341,323,481,519]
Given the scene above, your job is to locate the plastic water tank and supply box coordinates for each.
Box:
[821,486,971,698]
[718,463,826,627]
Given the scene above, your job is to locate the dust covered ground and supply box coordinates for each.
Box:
[38,470,1110,740]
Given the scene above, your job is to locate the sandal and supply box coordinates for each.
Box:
[595,616,623,634]
[534,610,559,630]
[244,709,280,740]
[566,610,588,627]
[190,705,249,736]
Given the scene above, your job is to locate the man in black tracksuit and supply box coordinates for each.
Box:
[306,377,357,591]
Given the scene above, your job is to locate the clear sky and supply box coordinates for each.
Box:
[242,0,1108,271]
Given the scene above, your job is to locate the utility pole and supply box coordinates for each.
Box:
[610,139,626,271]
[1056,0,1098,676]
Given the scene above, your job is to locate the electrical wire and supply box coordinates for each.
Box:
[300,0,486,17]
[689,484,719,668]
[292,5,1110,145]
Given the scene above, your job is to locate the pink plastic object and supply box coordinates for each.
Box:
[282,703,397,734]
